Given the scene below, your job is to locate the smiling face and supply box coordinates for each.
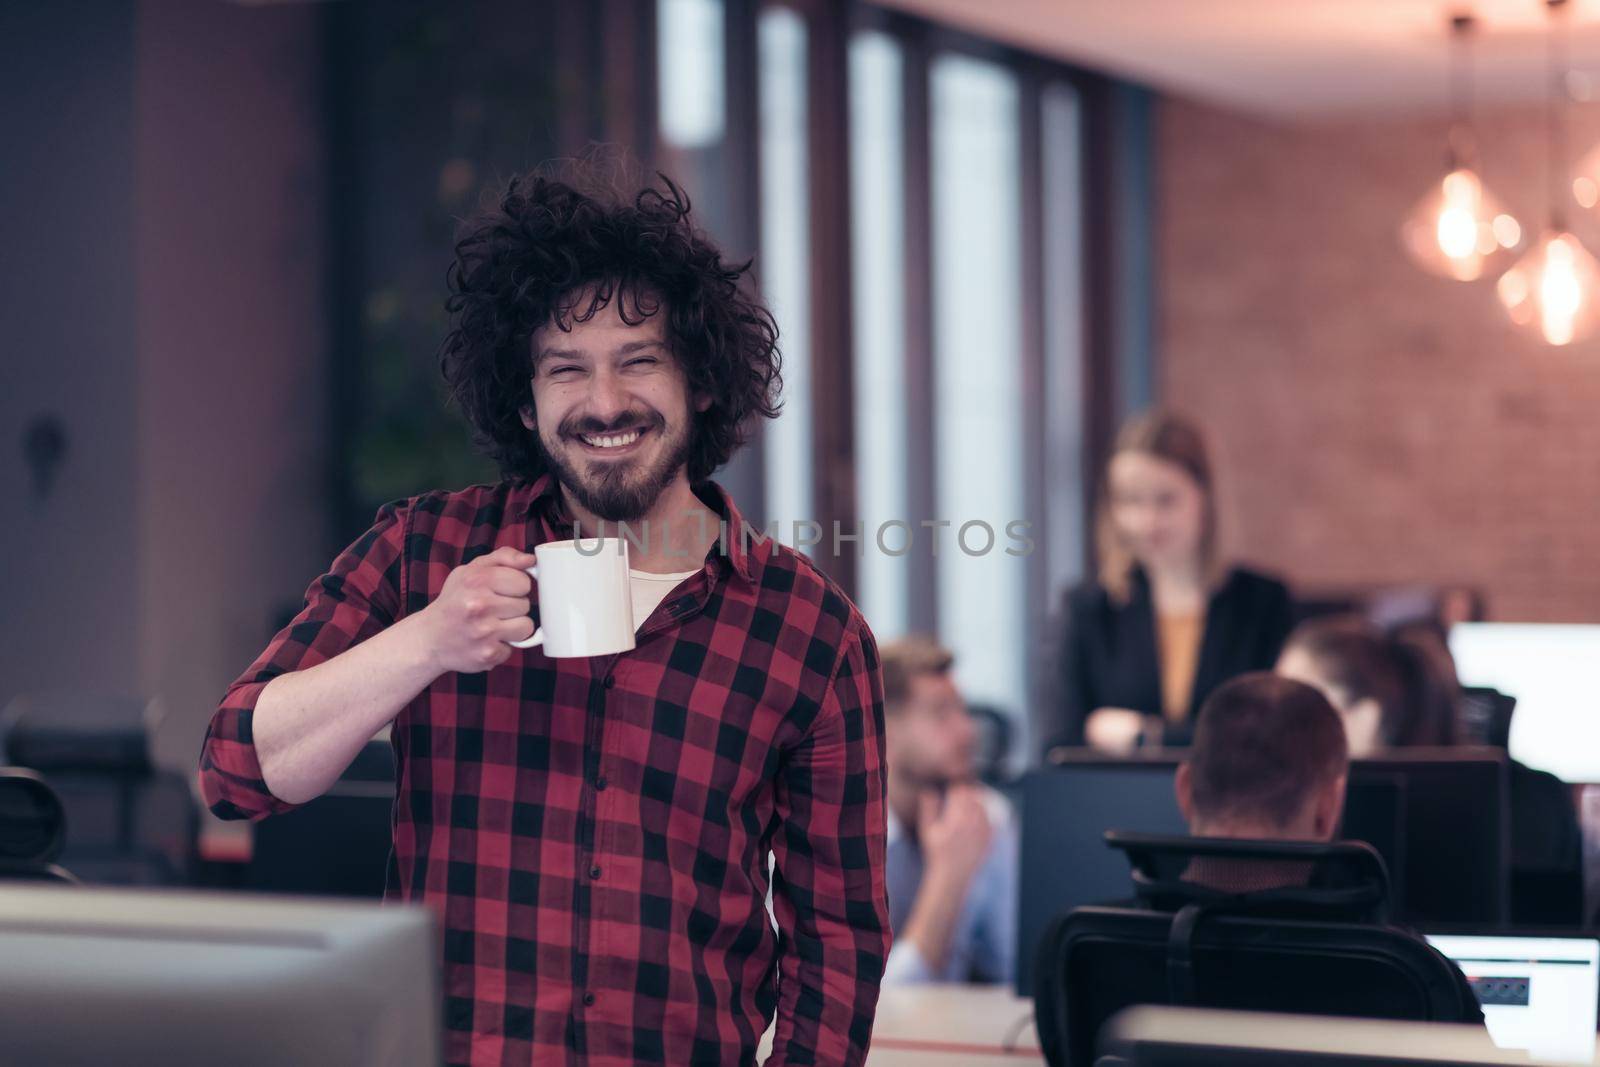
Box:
[521,294,706,523]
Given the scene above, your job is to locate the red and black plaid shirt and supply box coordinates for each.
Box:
[199,475,891,1066]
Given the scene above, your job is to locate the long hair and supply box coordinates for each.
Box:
[1282,615,1460,748]
[438,163,782,484]
[1094,409,1220,604]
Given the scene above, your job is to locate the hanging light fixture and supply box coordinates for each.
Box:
[1401,13,1522,281]
[1571,46,1600,207]
[1498,0,1600,345]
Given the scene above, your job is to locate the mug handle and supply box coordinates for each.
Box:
[507,564,544,649]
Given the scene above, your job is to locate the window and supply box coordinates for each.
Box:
[930,54,1025,718]
[757,6,812,544]
[849,30,908,640]
[657,0,725,150]
[1041,82,1088,604]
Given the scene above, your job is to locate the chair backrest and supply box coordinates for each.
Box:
[0,767,77,884]
[1107,832,1393,923]
[1459,686,1516,749]
[42,769,198,885]
[966,703,1014,785]
[0,691,155,773]
[1033,905,1482,1067]
[0,692,197,886]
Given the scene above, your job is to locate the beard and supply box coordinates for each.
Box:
[538,406,693,525]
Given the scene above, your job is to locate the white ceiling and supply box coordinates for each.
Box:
[874,0,1600,117]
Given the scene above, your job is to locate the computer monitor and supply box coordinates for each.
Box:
[1098,1005,1531,1066]
[1353,751,1508,927]
[1449,622,1600,782]
[1425,933,1600,1064]
[0,883,439,1065]
[1017,755,1405,994]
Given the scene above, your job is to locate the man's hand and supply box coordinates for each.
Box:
[886,784,995,982]
[918,785,993,892]
[248,546,537,807]
[415,546,538,674]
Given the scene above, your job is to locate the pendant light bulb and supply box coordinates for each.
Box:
[1501,0,1600,345]
[1402,167,1521,280]
[1498,230,1600,345]
[1400,14,1520,280]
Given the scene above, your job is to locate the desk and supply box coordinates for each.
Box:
[758,984,1042,1065]
[869,984,1042,1064]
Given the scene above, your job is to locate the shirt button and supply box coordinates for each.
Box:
[589,865,602,880]
[583,992,596,1007]
[594,776,608,791]
[603,675,615,690]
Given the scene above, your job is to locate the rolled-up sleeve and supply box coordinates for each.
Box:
[767,620,892,1067]
[197,499,409,820]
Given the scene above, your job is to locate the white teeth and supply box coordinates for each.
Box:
[582,430,642,449]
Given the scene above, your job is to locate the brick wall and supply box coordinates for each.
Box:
[1158,96,1600,621]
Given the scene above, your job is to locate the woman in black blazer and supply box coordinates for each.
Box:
[1043,411,1293,756]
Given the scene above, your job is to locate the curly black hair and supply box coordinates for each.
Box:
[439,166,782,485]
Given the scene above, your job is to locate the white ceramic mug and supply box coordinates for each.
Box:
[507,537,636,657]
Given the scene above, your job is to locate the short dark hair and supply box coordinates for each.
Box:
[879,636,955,716]
[439,164,782,484]
[1283,615,1459,747]
[1186,672,1349,829]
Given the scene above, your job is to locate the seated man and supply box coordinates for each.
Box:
[1168,671,1484,1024]
[1174,672,1349,893]
[880,636,1016,985]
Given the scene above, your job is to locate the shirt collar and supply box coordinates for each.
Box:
[523,473,759,585]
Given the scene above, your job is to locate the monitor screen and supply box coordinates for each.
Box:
[0,884,439,1066]
[1449,622,1600,782]
[1425,933,1600,1064]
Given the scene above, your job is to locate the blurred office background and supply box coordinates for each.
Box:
[5,0,1600,874]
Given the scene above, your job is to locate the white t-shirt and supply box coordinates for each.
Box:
[629,568,700,631]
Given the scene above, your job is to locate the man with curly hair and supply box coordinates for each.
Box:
[199,170,891,1066]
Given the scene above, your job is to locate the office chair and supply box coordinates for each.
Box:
[967,702,1015,786]
[1458,686,1516,749]
[1032,834,1481,1067]
[0,691,197,885]
[0,767,78,884]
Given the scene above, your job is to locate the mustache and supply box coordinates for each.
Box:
[559,409,666,439]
